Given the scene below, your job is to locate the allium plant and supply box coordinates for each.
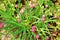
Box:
[0,0,60,40]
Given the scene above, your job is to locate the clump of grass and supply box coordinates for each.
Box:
[0,0,60,40]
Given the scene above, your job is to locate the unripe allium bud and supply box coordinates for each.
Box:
[0,22,4,28]
[36,34,40,39]
[45,5,48,8]
[17,19,21,23]
[31,26,36,32]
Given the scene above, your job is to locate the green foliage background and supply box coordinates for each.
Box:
[0,0,60,40]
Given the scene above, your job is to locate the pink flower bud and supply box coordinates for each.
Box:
[15,4,18,8]
[45,5,48,8]
[32,29,36,32]
[23,32,25,35]
[42,17,45,22]
[36,35,40,39]
[46,36,50,40]
[30,4,35,8]
[31,26,36,32]
[18,19,21,23]
[42,15,46,22]
[0,22,4,28]
[32,26,36,29]
[20,8,24,13]
[30,3,38,8]
[56,16,60,19]
[48,23,51,27]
